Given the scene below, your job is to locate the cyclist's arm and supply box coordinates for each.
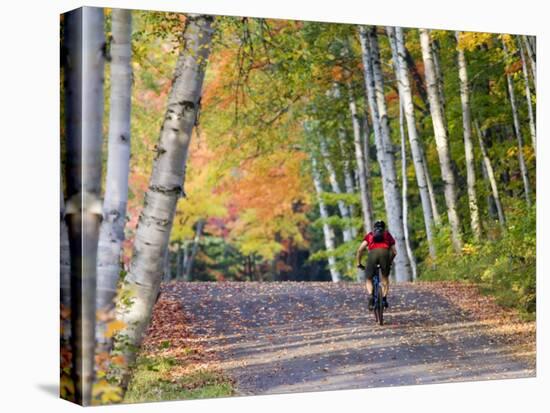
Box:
[356,240,368,267]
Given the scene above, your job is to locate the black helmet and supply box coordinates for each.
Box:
[374,220,386,230]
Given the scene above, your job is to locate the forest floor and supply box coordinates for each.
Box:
[142,281,535,398]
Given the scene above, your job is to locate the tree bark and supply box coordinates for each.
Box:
[502,39,531,207]
[62,7,105,406]
[455,32,482,241]
[420,144,441,226]
[419,28,463,252]
[522,35,536,85]
[474,121,506,229]
[388,26,436,260]
[184,219,205,280]
[319,136,353,242]
[96,8,133,348]
[311,156,341,283]
[359,25,412,282]
[399,101,418,279]
[113,14,214,390]
[517,37,536,154]
[347,81,374,234]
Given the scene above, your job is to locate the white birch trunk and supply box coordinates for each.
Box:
[431,38,447,128]
[62,7,105,406]
[455,32,482,241]
[518,38,536,154]
[347,82,374,234]
[502,39,531,207]
[113,14,214,390]
[420,28,463,252]
[388,26,436,260]
[474,121,506,229]
[420,145,441,226]
[96,8,133,346]
[399,101,418,279]
[319,137,353,242]
[311,157,341,283]
[359,25,412,282]
[176,246,182,280]
[184,219,205,280]
[522,35,536,85]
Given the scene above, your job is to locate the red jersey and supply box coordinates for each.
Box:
[364,231,395,250]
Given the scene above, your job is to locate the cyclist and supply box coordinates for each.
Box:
[356,220,396,310]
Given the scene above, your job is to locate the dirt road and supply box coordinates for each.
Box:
[161,282,534,396]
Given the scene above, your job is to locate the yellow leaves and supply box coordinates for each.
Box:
[105,320,127,338]
[92,379,123,405]
[462,243,477,255]
[60,374,74,398]
[457,32,494,51]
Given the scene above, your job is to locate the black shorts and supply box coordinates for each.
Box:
[365,248,392,279]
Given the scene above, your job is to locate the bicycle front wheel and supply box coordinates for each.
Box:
[377,284,384,326]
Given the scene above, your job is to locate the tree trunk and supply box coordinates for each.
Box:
[182,242,190,281]
[474,121,506,229]
[502,39,532,207]
[338,129,358,239]
[420,144,441,226]
[319,136,353,242]
[113,14,214,390]
[347,81,374,234]
[518,38,536,154]
[455,32,482,241]
[522,35,536,84]
[176,246,182,280]
[96,8,133,349]
[359,25,412,282]
[431,38,447,127]
[62,7,105,406]
[419,28,463,252]
[311,156,341,283]
[388,26,436,260]
[399,101,418,279]
[184,219,205,280]
[163,248,170,281]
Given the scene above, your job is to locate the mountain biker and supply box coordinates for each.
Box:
[355,220,396,311]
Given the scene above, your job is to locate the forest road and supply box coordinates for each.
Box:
[163,282,534,395]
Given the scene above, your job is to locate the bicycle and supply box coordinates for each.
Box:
[372,264,384,326]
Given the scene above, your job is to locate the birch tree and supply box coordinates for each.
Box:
[319,136,353,242]
[387,26,436,259]
[347,81,374,233]
[474,121,506,229]
[502,38,531,207]
[517,38,536,154]
[455,31,481,240]
[359,25,412,282]
[522,35,536,84]
[183,219,205,280]
[399,101,418,279]
[96,8,133,347]
[113,14,215,390]
[311,156,341,282]
[62,7,105,405]
[419,28,463,252]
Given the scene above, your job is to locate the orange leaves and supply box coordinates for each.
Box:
[105,320,127,338]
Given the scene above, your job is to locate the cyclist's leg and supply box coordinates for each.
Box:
[380,249,391,298]
[365,249,376,295]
